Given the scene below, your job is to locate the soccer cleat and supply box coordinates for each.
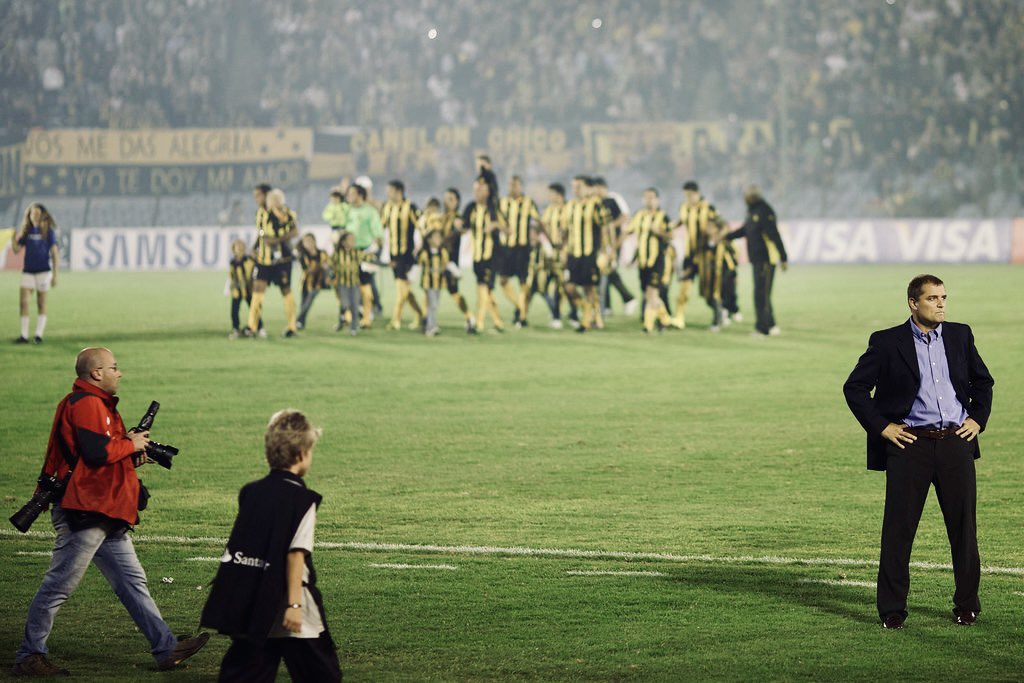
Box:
[385,320,401,331]
[283,329,296,338]
[955,611,977,626]
[426,326,440,337]
[257,329,268,339]
[731,312,744,323]
[768,326,782,336]
[157,632,210,671]
[33,336,43,344]
[240,328,254,338]
[12,653,70,677]
[623,299,639,316]
[881,614,905,630]
[519,319,529,328]
[465,316,476,332]
[466,325,478,335]
[228,329,240,340]
[669,316,685,330]
[14,336,29,344]
[709,325,721,333]
[721,316,732,327]
[296,321,304,330]
[549,319,563,330]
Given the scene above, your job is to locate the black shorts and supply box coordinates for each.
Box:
[473,261,496,289]
[567,255,599,287]
[639,265,663,291]
[443,271,460,295]
[391,254,414,280]
[498,245,530,281]
[680,257,697,281]
[253,262,291,288]
[358,270,373,286]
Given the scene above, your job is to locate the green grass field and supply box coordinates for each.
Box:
[1,265,1022,682]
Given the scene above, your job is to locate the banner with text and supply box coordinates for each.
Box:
[22,128,312,196]
[779,219,1014,264]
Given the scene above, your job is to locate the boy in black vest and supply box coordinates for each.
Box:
[200,409,341,682]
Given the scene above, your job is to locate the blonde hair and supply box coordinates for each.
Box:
[265,409,321,469]
[266,188,286,210]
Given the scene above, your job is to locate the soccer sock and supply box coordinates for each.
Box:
[35,314,47,338]
[20,316,30,339]
[675,280,691,323]
[657,306,672,326]
[589,291,602,328]
[488,290,505,328]
[408,290,424,318]
[392,280,407,323]
[283,291,298,332]
[248,292,265,331]
[360,285,374,324]
[643,307,657,332]
[501,280,519,310]
[476,285,489,330]
[453,292,470,318]
[231,297,241,330]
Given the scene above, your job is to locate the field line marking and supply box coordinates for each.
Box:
[799,578,875,588]
[185,556,221,562]
[368,563,458,571]
[567,570,667,577]
[4,529,1024,576]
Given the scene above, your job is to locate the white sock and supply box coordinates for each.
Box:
[35,315,47,338]
[20,316,29,339]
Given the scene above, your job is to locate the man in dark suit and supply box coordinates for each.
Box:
[843,274,994,630]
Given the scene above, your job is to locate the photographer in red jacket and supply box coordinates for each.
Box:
[13,347,208,677]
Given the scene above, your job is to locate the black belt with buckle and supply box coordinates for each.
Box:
[904,425,958,440]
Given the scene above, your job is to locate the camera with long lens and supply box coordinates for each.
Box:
[134,401,180,469]
[9,474,68,534]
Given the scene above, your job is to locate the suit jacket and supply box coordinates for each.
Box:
[843,320,994,471]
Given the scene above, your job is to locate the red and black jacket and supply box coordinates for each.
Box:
[41,379,141,525]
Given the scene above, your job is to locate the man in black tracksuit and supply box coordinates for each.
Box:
[727,185,788,336]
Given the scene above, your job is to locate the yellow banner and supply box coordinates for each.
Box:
[23,128,313,166]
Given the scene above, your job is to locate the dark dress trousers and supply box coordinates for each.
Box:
[843,321,994,619]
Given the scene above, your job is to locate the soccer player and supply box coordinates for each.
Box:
[381,179,425,331]
[673,180,723,329]
[564,176,610,333]
[228,239,262,339]
[539,182,572,329]
[475,154,499,209]
[499,175,540,326]
[11,203,59,344]
[593,177,637,318]
[417,229,451,337]
[695,217,736,332]
[440,188,474,331]
[520,225,561,327]
[624,188,675,333]
[246,185,299,338]
[461,178,507,333]
[344,183,384,328]
[296,233,330,330]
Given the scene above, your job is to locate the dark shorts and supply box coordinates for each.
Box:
[680,258,697,282]
[473,261,496,289]
[358,270,373,286]
[391,253,414,281]
[498,245,530,281]
[567,255,599,287]
[444,270,460,295]
[254,262,291,288]
[639,265,663,291]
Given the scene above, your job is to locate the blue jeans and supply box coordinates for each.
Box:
[16,506,177,664]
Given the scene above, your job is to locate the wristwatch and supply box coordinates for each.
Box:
[287,603,302,609]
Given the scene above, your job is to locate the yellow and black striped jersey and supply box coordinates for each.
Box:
[626,209,671,269]
[541,203,570,249]
[299,248,329,291]
[677,198,719,258]
[228,255,256,298]
[418,247,450,290]
[462,201,506,263]
[381,199,419,257]
[419,211,445,237]
[499,195,540,248]
[565,196,610,258]
[254,207,297,266]
[332,246,370,288]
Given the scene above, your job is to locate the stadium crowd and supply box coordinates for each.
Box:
[1,0,1020,217]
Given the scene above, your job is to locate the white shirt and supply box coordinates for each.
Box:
[267,503,324,638]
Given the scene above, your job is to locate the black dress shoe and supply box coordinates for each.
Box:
[955,611,977,626]
[881,613,905,629]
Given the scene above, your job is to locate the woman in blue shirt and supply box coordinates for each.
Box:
[11,203,59,344]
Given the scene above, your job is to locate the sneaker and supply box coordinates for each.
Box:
[514,321,523,330]
[768,326,782,336]
[228,329,239,340]
[157,632,210,671]
[731,312,744,323]
[283,329,296,338]
[33,336,43,344]
[549,319,563,330]
[12,653,69,677]
[623,299,639,316]
[14,336,29,344]
[426,326,440,337]
[257,328,268,339]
